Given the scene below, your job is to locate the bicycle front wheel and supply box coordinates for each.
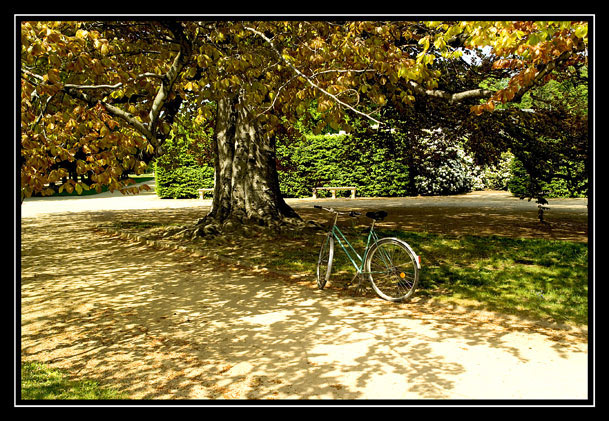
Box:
[365,237,419,302]
[316,235,334,290]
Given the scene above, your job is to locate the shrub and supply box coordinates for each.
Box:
[474,151,514,191]
[277,133,410,198]
[507,156,587,199]
[154,129,213,199]
[410,129,477,196]
[155,165,214,199]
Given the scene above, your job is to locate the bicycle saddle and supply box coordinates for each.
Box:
[365,211,388,221]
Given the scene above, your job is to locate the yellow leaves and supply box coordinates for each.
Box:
[43,68,60,84]
[398,90,415,104]
[417,35,430,52]
[99,124,110,138]
[317,99,333,113]
[59,180,74,194]
[492,58,525,70]
[416,52,435,66]
[135,160,148,175]
[433,36,446,51]
[75,29,88,39]
[296,89,309,101]
[574,24,588,39]
[281,51,293,62]
[397,59,418,80]
[94,38,110,55]
[139,183,151,192]
[57,180,88,195]
[75,160,88,175]
[27,41,46,57]
[197,54,213,67]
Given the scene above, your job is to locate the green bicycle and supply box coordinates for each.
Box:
[314,205,421,302]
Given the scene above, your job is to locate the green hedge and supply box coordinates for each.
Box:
[155,130,586,200]
[155,165,214,199]
[154,132,213,199]
[507,157,588,199]
[277,134,410,198]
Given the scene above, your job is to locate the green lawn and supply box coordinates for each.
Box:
[254,228,588,325]
[400,231,588,324]
[21,227,588,400]
[20,361,127,400]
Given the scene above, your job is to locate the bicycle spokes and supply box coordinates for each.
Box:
[366,239,419,302]
[314,205,419,302]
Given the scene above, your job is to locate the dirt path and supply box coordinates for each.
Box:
[20,190,590,400]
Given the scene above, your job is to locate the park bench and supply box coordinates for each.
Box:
[312,186,357,199]
[198,188,214,199]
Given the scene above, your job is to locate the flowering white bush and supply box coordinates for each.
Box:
[411,130,514,195]
[412,130,477,195]
[477,151,514,190]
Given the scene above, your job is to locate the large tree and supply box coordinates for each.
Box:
[20,19,589,233]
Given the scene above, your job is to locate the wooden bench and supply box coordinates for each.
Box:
[312,187,357,199]
[198,188,214,199]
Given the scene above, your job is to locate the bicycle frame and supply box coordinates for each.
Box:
[316,205,421,301]
[326,214,380,275]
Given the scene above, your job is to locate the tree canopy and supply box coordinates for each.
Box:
[20,19,589,204]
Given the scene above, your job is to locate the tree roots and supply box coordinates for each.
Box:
[164,214,324,241]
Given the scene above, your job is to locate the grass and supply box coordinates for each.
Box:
[20,361,128,400]
[236,226,589,326]
[401,231,588,324]
[332,229,588,324]
[107,220,589,325]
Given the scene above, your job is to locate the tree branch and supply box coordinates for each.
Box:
[64,82,123,90]
[511,50,572,103]
[22,68,160,150]
[147,22,192,132]
[22,22,192,156]
[244,26,383,126]
[407,80,493,103]
[101,102,157,144]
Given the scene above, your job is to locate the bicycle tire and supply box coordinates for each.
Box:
[316,235,334,289]
[365,237,419,302]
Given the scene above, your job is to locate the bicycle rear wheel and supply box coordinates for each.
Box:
[365,237,419,302]
[316,235,334,289]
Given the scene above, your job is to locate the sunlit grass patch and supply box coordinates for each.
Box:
[21,361,127,400]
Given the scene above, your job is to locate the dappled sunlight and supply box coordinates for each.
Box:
[20,207,588,399]
[293,195,588,243]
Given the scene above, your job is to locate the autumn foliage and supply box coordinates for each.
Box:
[20,20,588,202]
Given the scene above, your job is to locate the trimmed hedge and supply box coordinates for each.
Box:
[276,134,410,198]
[154,133,213,199]
[155,165,214,199]
[158,129,584,200]
[507,156,588,199]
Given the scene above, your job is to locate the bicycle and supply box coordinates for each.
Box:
[314,205,421,302]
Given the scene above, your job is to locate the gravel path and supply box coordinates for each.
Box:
[19,185,590,401]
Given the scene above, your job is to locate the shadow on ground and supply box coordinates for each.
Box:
[20,209,588,399]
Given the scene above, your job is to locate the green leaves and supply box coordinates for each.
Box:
[20,20,589,200]
[574,24,588,39]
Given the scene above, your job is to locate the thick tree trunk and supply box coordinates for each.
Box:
[193,93,302,236]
